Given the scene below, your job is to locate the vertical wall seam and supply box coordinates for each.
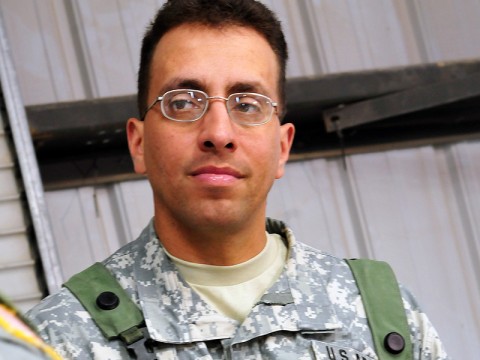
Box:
[63,0,95,99]
[403,1,430,63]
[296,0,325,75]
[33,2,60,101]
[444,144,480,299]
[337,157,370,259]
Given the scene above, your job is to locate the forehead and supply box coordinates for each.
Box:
[149,24,280,98]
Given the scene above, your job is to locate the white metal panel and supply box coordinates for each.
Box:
[0,262,37,297]
[267,158,364,258]
[448,141,480,351]
[451,141,480,257]
[0,262,43,311]
[0,230,31,264]
[0,131,12,164]
[0,197,25,230]
[410,0,480,62]
[113,180,154,241]
[2,0,480,105]
[43,180,153,281]
[302,0,419,73]
[260,0,318,77]
[0,0,85,105]
[70,1,135,98]
[44,187,122,280]
[69,0,166,98]
[0,166,17,198]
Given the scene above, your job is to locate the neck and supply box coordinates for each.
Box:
[153,211,267,266]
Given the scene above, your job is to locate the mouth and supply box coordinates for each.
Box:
[190,166,244,185]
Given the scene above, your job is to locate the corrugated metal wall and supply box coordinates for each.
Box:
[2,0,480,106]
[1,0,479,357]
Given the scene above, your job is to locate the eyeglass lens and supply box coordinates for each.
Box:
[161,90,273,124]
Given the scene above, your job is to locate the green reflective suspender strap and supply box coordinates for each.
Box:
[63,262,145,345]
[63,259,412,360]
[346,259,413,360]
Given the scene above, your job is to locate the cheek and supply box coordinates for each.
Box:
[250,133,282,176]
[143,129,180,175]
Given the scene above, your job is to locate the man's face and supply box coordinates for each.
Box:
[127,23,294,232]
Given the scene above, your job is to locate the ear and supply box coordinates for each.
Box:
[275,122,295,179]
[126,118,147,175]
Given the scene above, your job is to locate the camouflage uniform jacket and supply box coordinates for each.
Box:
[27,219,450,360]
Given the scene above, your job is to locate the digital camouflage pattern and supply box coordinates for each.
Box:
[26,219,450,360]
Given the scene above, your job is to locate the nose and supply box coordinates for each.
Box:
[197,99,237,153]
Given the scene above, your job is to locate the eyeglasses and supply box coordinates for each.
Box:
[141,89,278,126]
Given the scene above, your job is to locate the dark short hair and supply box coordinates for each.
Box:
[137,0,288,119]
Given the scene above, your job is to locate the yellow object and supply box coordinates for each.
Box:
[0,304,62,360]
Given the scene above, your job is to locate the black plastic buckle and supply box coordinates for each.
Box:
[126,327,157,360]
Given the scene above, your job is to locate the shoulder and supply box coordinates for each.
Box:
[278,221,362,317]
[25,287,96,354]
[277,219,450,358]
[26,274,133,359]
[25,223,157,358]
[397,285,450,359]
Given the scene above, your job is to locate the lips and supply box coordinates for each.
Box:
[190,166,244,185]
[192,166,242,177]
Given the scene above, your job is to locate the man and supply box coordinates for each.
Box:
[27,0,450,359]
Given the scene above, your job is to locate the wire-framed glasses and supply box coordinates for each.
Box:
[141,89,278,126]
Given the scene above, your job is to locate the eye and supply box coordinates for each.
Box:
[168,92,202,112]
[170,99,194,111]
[231,96,262,114]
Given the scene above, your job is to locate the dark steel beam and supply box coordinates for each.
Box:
[323,71,480,132]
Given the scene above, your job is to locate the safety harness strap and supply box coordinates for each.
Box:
[63,250,412,360]
[63,262,144,343]
[346,259,413,360]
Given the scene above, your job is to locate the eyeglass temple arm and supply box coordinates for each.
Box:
[140,97,162,121]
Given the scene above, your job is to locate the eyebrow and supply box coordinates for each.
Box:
[161,78,205,93]
[228,82,268,95]
[159,78,274,98]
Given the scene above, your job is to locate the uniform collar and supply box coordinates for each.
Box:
[133,219,341,344]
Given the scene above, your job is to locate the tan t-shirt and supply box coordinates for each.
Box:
[165,233,287,322]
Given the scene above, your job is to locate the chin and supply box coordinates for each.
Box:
[190,208,250,231]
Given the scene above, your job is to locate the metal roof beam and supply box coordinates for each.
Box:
[323,71,480,132]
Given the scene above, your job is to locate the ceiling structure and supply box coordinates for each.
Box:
[26,59,480,189]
